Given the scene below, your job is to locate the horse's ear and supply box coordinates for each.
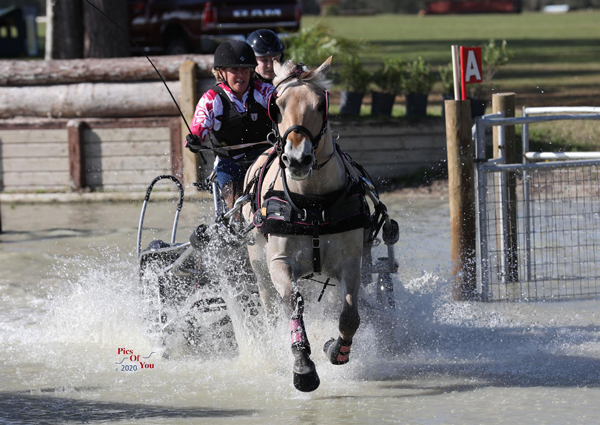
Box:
[273,58,283,77]
[316,56,333,76]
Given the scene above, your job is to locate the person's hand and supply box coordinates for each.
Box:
[185,134,203,153]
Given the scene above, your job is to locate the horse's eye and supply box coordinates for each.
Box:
[317,102,325,112]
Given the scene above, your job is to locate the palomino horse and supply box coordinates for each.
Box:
[243,57,369,392]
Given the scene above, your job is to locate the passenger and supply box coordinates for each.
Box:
[247,29,284,85]
[185,40,275,214]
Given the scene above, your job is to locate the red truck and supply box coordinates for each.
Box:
[127,0,301,55]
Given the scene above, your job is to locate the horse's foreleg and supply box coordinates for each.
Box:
[324,260,361,365]
[269,257,320,392]
[289,288,320,392]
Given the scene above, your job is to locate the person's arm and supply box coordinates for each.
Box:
[186,90,220,152]
[253,79,276,110]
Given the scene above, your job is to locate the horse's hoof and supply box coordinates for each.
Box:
[292,345,320,392]
[323,336,352,365]
[293,368,320,392]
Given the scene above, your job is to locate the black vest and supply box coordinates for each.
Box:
[210,83,273,160]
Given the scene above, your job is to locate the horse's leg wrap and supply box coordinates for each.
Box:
[290,316,311,355]
[323,336,352,365]
[290,291,319,392]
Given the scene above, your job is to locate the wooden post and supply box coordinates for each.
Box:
[170,118,183,180]
[179,61,200,188]
[492,93,519,287]
[67,119,85,190]
[445,99,477,301]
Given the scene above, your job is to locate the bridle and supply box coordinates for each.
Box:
[266,63,333,171]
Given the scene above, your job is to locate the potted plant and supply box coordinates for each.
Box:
[284,22,367,68]
[469,84,489,118]
[339,56,371,116]
[468,39,512,118]
[402,57,435,117]
[439,62,454,119]
[370,58,404,117]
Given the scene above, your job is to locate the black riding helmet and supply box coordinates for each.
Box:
[213,40,258,68]
[247,29,284,58]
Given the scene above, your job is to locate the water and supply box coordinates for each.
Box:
[1,195,599,424]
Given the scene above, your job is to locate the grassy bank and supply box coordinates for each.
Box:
[303,11,600,107]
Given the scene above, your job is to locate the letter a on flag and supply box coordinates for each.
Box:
[465,50,482,83]
[459,46,483,100]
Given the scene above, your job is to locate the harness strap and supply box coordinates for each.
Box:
[281,168,307,219]
[313,147,336,171]
[312,221,321,274]
[248,139,378,276]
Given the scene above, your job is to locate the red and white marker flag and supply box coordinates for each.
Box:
[460,46,483,100]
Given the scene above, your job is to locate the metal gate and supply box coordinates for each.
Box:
[474,106,600,301]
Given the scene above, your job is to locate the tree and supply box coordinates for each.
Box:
[45,0,84,59]
[83,0,129,58]
[45,0,129,59]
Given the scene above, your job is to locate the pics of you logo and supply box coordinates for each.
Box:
[115,347,155,372]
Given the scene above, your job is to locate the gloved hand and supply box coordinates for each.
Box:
[185,133,204,153]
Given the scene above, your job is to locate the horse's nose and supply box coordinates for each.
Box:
[281,153,314,170]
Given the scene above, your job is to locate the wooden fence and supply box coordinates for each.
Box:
[334,119,447,182]
[0,117,181,192]
[0,117,445,192]
[0,56,446,193]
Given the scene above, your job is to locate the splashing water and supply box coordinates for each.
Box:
[1,199,600,424]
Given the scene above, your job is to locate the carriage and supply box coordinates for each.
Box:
[137,58,400,391]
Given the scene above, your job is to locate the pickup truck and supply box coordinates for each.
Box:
[127,0,301,55]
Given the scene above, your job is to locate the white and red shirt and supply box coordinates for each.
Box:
[190,79,276,140]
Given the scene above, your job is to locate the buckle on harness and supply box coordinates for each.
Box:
[312,237,320,248]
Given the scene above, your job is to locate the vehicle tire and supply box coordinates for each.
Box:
[165,37,190,55]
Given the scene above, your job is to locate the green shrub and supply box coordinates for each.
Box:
[438,62,454,95]
[372,58,404,95]
[323,5,340,15]
[402,57,435,95]
[469,39,513,100]
[482,39,512,82]
[339,57,371,93]
[283,22,368,68]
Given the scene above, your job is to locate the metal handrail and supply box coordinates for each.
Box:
[137,175,184,258]
[481,113,600,126]
[481,158,600,173]
[525,152,600,161]
[524,106,600,115]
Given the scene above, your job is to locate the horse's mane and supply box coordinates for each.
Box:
[273,60,333,92]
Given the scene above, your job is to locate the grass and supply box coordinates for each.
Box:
[303,11,600,150]
[302,11,600,64]
[302,11,600,108]
[516,119,600,152]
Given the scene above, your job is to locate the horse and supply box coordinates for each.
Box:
[242,57,370,392]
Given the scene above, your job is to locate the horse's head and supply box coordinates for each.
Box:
[270,57,333,181]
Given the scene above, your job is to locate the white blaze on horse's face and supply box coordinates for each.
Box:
[274,58,332,181]
[278,87,322,181]
[282,124,315,181]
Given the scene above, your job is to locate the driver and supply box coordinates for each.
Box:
[247,29,284,84]
[185,40,275,214]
